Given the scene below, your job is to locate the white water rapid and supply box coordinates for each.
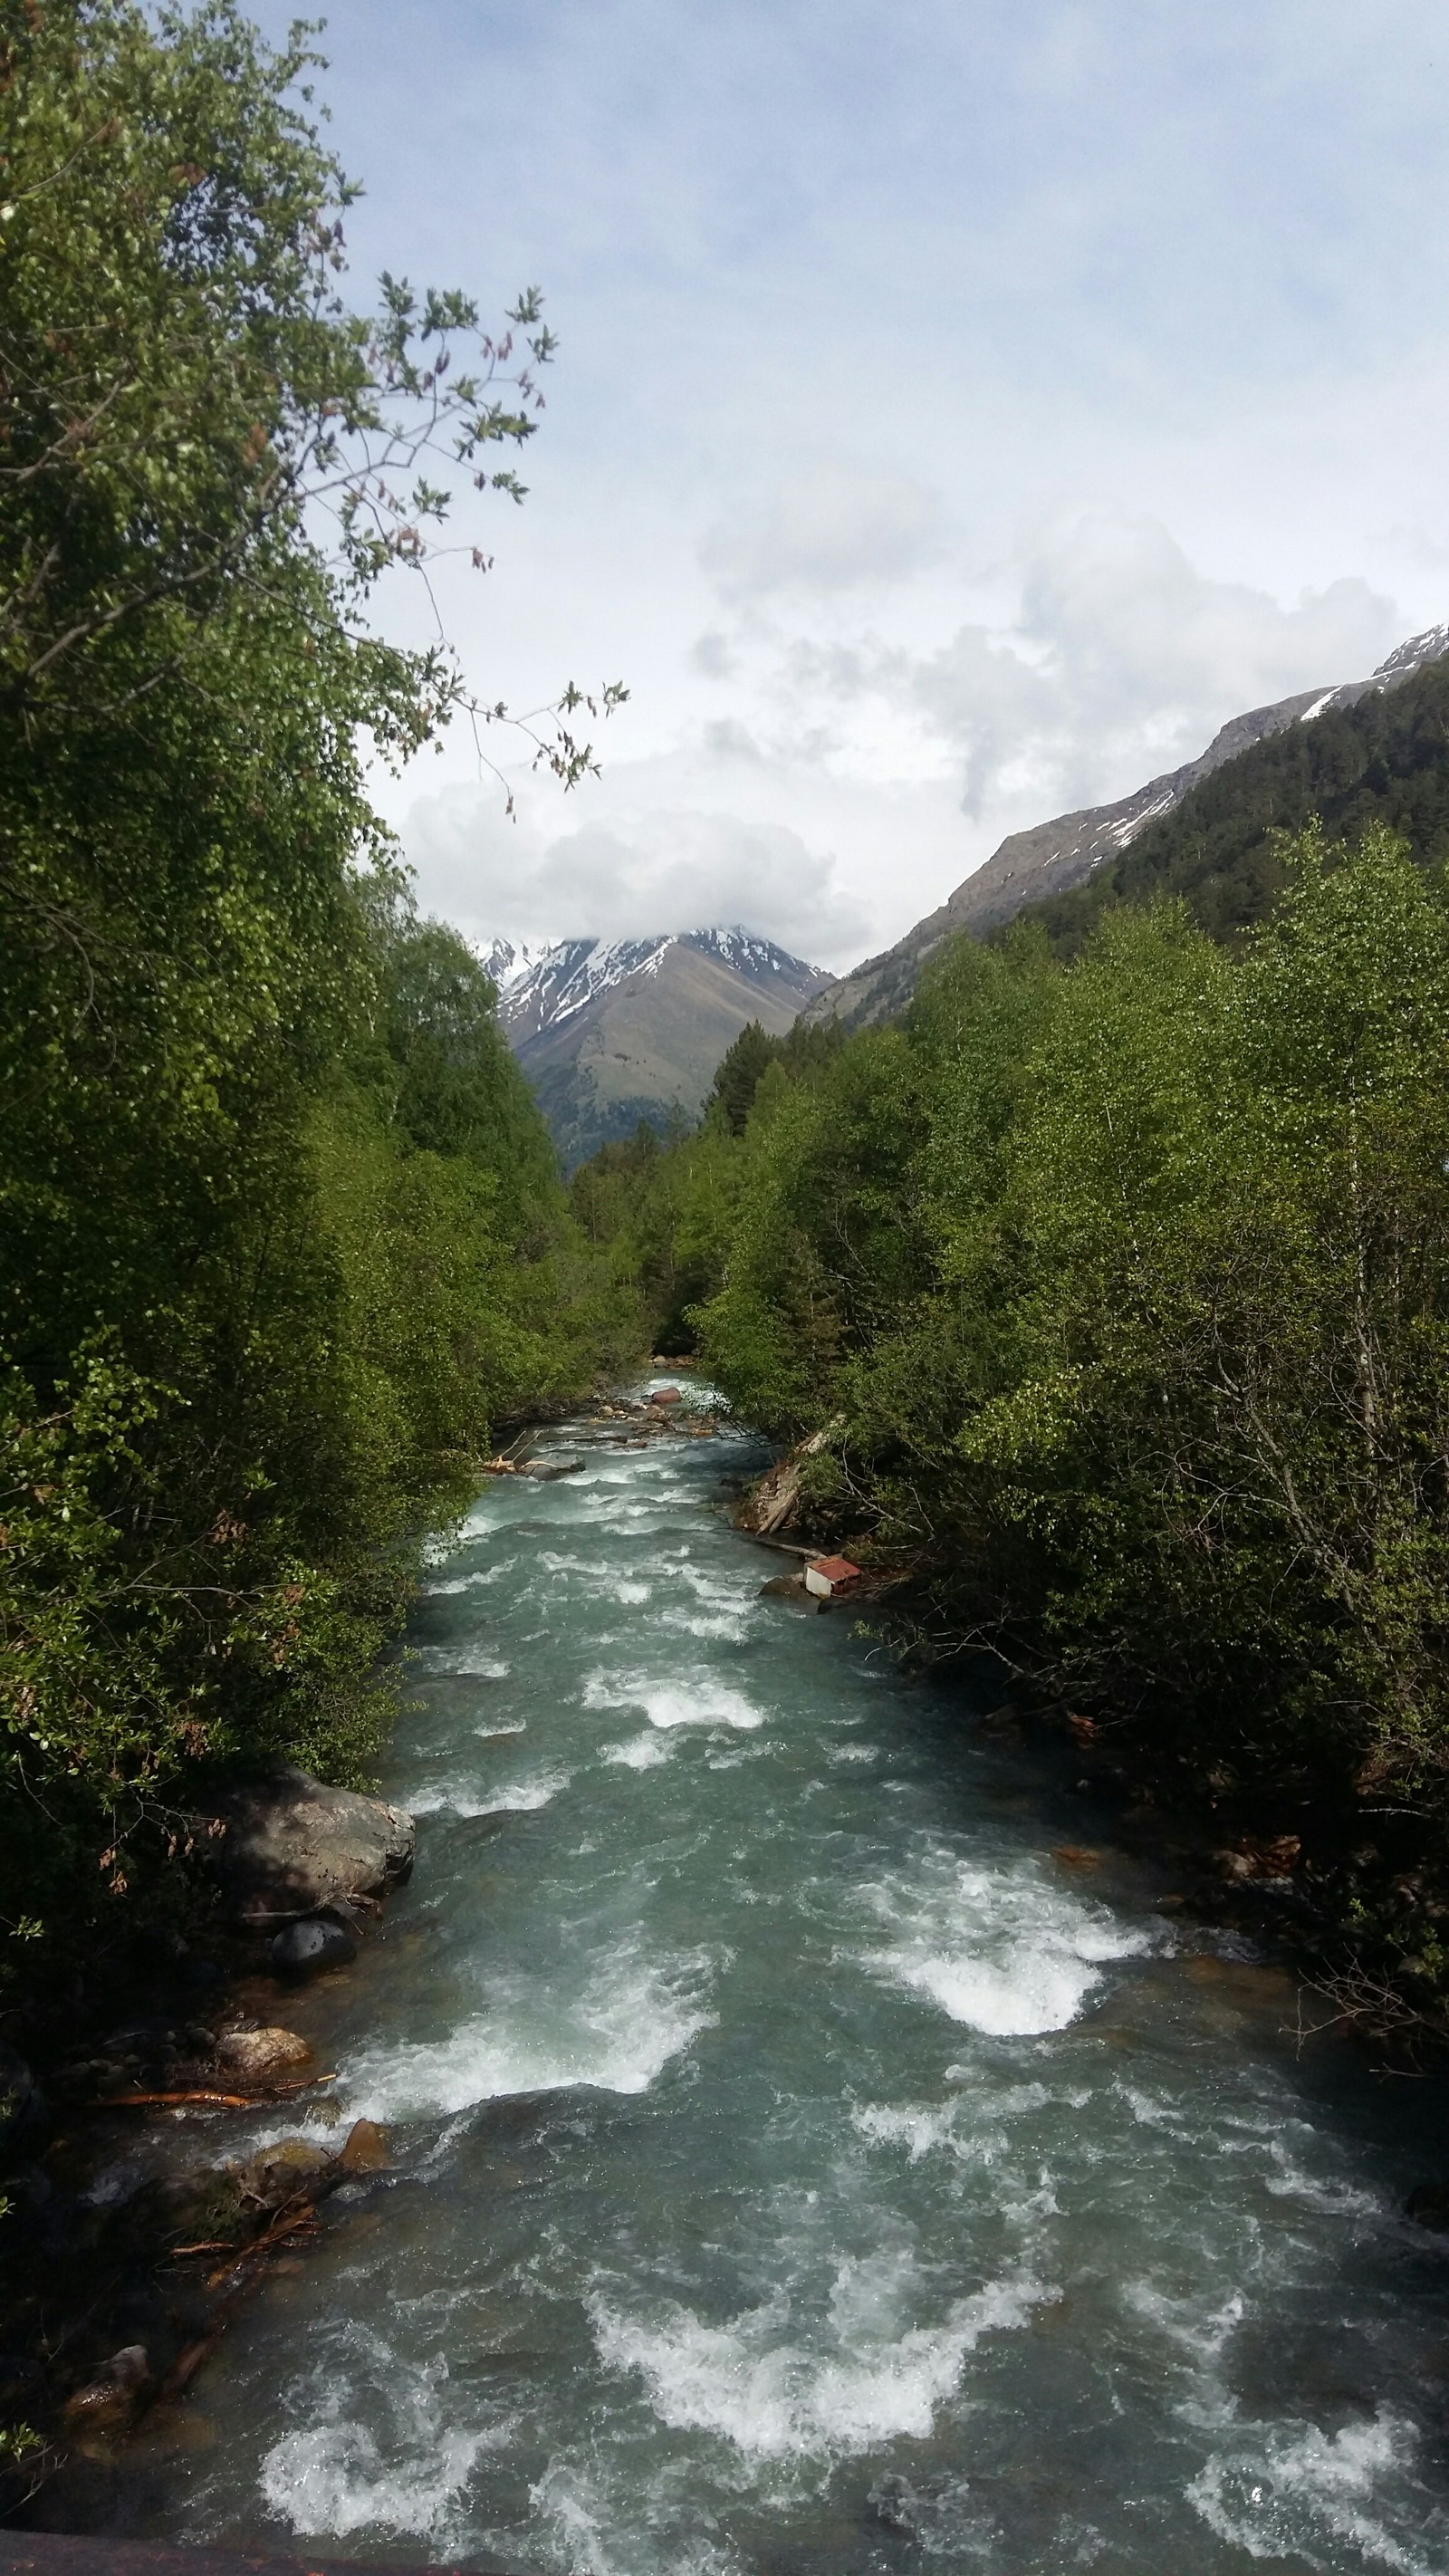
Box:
[131,1390,1449,2574]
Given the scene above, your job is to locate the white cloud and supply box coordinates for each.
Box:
[779,507,1400,822]
[700,461,947,599]
[401,784,870,962]
[264,0,1449,982]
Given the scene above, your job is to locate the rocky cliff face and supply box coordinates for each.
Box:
[801,625,1449,1032]
[495,928,830,1168]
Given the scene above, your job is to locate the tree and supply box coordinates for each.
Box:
[0,1,622,1963]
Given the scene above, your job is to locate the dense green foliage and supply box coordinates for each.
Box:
[1017,658,1449,957]
[0,1,629,1966]
[702,1016,846,1135]
[568,1021,846,1350]
[591,831,1449,1987]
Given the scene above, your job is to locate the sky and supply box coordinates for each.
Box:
[255,0,1449,972]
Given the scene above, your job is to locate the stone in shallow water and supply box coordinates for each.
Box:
[339,2117,390,2173]
[267,1911,358,1976]
[216,2024,312,2081]
[235,2136,336,2207]
[62,2342,150,2439]
[204,1764,415,1923]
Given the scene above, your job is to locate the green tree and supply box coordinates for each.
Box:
[0,0,621,1964]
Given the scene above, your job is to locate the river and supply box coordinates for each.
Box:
[132,1385,1449,2573]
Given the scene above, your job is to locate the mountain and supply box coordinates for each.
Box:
[495,928,830,1168]
[801,624,1449,1031]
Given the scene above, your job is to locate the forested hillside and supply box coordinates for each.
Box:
[1012,654,1449,955]
[0,2,636,1969]
[579,831,1449,2014]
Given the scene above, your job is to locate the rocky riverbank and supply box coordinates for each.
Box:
[0,1387,734,2531]
[0,1767,417,2529]
[731,1436,1449,2068]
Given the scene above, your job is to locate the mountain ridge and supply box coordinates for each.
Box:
[801,623,1449,1031]
[494,928,830,1168]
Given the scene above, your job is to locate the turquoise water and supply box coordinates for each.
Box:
[141,1391,1449,2572]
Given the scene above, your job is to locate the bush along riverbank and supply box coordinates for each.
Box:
[581,829,1449,2054]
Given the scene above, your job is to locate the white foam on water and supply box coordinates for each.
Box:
[1116,2081,1194,2135]
[259,2331,497,2542]
[412,1647,512,1678]
[851,2100,961,2163]
[340,1942,719,2119]
[858,1835,1156,2035]
[590,2254,1049,2464]
[530,2458,743,2576]
[1186,2407,1435,2571]
[1122,2278,1245,2369]
[602,1733,674,1772]
[657,1605,752,1642]
[583,1669,765,1732]
[404,1766,570,1819]
[615,1579,652,1604]
[1264,2141,1384,2219]
[676,1564,753,1611]
[475,1718,527,1740]
[852,2081,1059,2168]
[480,1768,572,1814]
[421,1556,518,1595]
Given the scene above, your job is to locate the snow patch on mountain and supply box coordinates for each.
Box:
[496,929,822,1043]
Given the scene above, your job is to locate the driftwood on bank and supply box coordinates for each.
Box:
[733,1418,844,1536]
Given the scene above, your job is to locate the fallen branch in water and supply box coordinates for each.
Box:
[206,2191,323,2287]
[98,2071,336,2110]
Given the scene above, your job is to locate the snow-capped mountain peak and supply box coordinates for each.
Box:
[481,936,540,993]
[495,928,822,1043]
[489,926,831,1165]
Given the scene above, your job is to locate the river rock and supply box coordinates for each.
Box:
[62,2343,150,2437]
[216,2026,312,2082]
[205,1765,415,1923]
[1212,1848,1256,1881]
[0,2041,48,2160]
[268,1910,358,1976]
[338,2117,390,2174]
[235,2136,337,2209]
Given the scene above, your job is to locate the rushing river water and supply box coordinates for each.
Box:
[135,1389,1449,2573]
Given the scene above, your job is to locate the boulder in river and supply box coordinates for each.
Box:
[338,2117,390,2174]
[62,2343,151,2439]
[267,1909,358,1977]
[215,2026,312,2082]
[203,1765,415,1924]
[233,2135,341,2216]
